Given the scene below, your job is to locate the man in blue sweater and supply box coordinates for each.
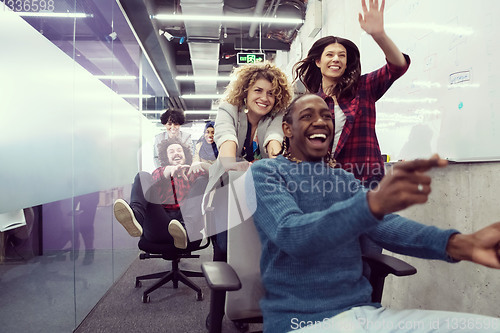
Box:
[249,94,500,332]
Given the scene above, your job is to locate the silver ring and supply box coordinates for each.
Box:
[417,184,423,192]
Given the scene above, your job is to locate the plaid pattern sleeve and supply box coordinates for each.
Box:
[319,54,411,187]
[150,167,206,209]
[171,172,207,206]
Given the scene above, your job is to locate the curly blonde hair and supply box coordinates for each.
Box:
[223,62,293,117]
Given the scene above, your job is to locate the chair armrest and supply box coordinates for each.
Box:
[362,253,417,277]
[202,261,242,291]
[362,253,417,303]
[197,236,211,250]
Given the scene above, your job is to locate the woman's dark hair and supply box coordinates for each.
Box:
[157,138,193,167]
[160,108,186,125]
[293,36,361,101]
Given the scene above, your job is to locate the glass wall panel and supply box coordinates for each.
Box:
[0,1,163,331]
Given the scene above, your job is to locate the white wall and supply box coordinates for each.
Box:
[385,162,500,318]
[292,0,500,318]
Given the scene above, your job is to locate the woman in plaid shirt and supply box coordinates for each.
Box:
[293,0,409,189]
[113,138,210,250]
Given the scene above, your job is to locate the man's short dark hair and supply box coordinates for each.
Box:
[283,94,309,124]
[160,108,185,125]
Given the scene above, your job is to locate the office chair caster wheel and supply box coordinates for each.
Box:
[196,292,203,301]
[142,294,150,303]
[135,280,141,288]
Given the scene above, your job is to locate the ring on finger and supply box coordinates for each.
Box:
[417,183,424,192]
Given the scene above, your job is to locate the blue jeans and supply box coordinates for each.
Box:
[290,306,500,332]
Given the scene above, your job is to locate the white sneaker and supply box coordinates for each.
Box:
[168,219,188,249]
[113,199,143,237]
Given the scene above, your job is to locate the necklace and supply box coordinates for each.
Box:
[285,153,337,168]
[284,154,303,164]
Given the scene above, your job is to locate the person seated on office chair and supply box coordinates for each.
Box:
[114,138,210,249]
[248,94,500,332]
[153,108,193,168]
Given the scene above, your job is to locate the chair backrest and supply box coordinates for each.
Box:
[219,171,417,323]
[224,171,264,321]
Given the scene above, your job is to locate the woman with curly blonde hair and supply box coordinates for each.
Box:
[224,62,292,118]
[204,61,293,261]
[216,62,292,166]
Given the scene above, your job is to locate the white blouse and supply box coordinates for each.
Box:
[333,103,346,151]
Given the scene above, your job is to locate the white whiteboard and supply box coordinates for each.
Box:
[360,0,500,162]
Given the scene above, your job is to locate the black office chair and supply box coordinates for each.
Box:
[135,236,210,303]
[201,171,417,333]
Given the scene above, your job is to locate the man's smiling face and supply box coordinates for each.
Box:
[166,143,186,165]
[283,94,333,162]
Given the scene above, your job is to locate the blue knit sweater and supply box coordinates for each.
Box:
[248,156,458,332]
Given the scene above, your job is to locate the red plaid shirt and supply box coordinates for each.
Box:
[318,54,410,186]
[151,167,206,210]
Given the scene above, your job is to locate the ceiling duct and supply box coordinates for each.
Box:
[118,0,184,109]
[181,0,223,95]
[248,0,266,38]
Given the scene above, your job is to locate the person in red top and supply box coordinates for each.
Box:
[113,138,209,249]
[293,0,409,189]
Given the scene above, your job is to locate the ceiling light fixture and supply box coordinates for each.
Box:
[184,110,219,115]
[176,75,231,82]
[120,94,154,98]
[180,94,222,100]
[141,111,164,114]
[189,59,219,64]
[16,12,91,18]
[95,75,137,80]
[153,14,303,25]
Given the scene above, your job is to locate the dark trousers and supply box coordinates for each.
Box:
[208,181,229,262]
[180,175,210,243]
[130,172,201,248]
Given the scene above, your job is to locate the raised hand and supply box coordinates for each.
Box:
[188,162,210,175]
[446,223,500,268]
[358,0,386,37]
[164,164,190,181]
[367,154,448,218]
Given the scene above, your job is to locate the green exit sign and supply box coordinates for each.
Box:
[237,52,265,65]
